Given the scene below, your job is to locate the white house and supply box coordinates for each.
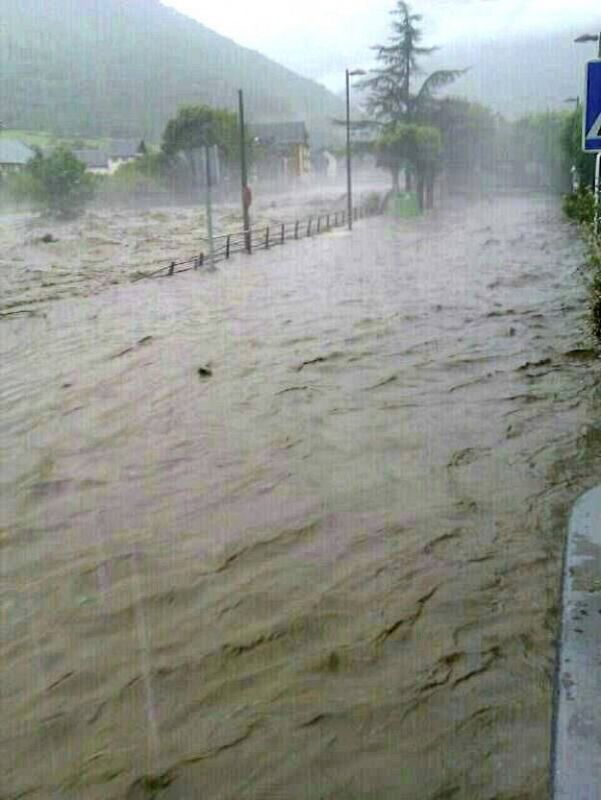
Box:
[107,140,143,173]
[73,141,144,176]
[73,149,110,175]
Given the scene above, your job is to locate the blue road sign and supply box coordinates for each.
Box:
[583,59,601,153]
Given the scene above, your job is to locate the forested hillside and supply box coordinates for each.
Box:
[0,0,345,144]
[431,30,593,118]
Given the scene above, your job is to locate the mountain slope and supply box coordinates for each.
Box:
[431,29,594,118]
[0,0,345,145]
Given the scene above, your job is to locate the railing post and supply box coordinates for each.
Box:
[168,261,175,276]
[226,234,231,259]
[265,226,270,249]
[281,223,285,245]
[307,217,312,237]
[326,213,330,229]
[317,215,321,234]
[295,220,299,240]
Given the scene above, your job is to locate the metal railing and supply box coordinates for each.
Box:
[133,199,382,281]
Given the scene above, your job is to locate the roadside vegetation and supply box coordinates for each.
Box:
[564,190,601,339]
[560,109,601,339]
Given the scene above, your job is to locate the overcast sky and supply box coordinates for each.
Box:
[162,0,600,92]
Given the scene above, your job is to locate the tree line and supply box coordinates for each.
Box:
[359,1,596,207]
[2,0,594,218]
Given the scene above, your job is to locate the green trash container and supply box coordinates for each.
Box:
[391,192,420,217]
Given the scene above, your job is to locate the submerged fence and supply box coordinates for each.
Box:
[133,198,383,282]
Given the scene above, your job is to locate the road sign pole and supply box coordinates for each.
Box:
[595,153,601,236]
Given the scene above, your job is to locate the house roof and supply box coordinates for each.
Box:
[0,139,35,165]
[109,139,140,159]
[73,149,109,169]
[249,122,309,147]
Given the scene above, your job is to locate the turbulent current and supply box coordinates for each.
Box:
[1,194,600,799]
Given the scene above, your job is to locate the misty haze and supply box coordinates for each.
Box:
[1,1,601,799]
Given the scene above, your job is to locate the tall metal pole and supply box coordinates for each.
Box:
[238,89,251,253]
[345,69,353,231]
[204,144,215,270]
[595,152,601,237]
[574,33,601,231]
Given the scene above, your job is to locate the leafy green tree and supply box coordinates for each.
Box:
[507,112,570,191]
[561,109,596,190]
[376,122,441,207]
[425,98,497,188]
[123,150,168,181]
[13,146,95,217]
[103,151,170,200]
[362,0,462,196]
[161,104,240,188]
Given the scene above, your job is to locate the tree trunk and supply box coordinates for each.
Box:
[425,174,435,209]
[185,150,200,191]
[391,167,400,193]
[416,173,425,211]
[405,169,413,192]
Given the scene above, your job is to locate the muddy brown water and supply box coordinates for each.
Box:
[1,195,601,799]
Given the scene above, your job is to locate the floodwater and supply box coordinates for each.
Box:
[0,187,358,314]
[1,194,600,799]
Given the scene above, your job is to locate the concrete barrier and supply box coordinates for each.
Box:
[552,486,601,798]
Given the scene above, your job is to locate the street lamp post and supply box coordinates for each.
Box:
[345,68,366,231]
[204,144,216,270]
[238,89,252,254]
[574,32,601,58]
[196,122,216,270]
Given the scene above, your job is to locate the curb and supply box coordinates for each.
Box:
[552,486,601,797]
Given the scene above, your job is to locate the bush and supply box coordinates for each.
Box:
[563,187,596,225]
[97,153,171,204]
[576,211,601,340]
[560,110,597,189]
[362,191,383,214]
[11,146,96,217]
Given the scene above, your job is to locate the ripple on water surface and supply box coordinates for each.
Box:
[0,195,597,800]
